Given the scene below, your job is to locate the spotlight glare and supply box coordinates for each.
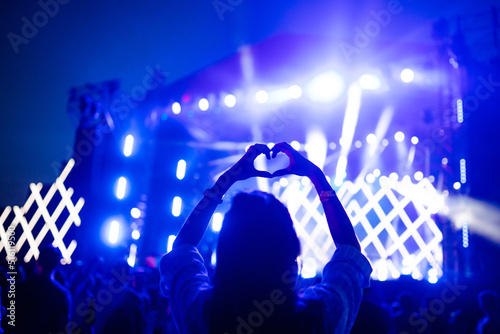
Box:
[453,182,461,190]
[394,131,405,142]
[400,68,415,83]
[176,159,187,180]
[116,177,127,200]
[366,133,377,145]
[108,220,120,244]
[167,235,176,253]
[366,174,376,183]
[172,196,182,217]
[224,94,236,107]
[211,212,223,232]
[428,276,438,284]
[306,71,345,103]
[130,207,141,219]
[279,178,289,187]
[414,171,423,181]
[359,74,381,90]
[255,90,268,103]
[288,85,302,99]
[131,230,140,240]
[172,102,181,114]
[198,98,209,111]
[411,136,419,144]
[123,135,134,157]
[290,141,300,150]
[373,169,381,177]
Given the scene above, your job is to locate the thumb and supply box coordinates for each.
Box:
[272,169,290,177]
[254,170,273,178]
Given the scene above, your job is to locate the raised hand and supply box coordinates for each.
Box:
[225,143,273,181]
[270,142,319,178]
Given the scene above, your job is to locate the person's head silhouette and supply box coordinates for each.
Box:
[36,245,62,277]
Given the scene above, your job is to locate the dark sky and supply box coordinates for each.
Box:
[0,0,496,207]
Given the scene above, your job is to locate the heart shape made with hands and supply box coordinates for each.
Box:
[253,151,290,176]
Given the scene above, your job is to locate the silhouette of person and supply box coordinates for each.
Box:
[15,245,72,334]
[160,142,372,333]
[475,290,500,334]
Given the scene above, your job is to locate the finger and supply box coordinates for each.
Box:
[271,142,286,158]
[251,144,272,160]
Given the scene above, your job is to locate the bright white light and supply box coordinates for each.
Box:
[290,141,300,150]
[453,182,461,190]
[267,142,275,149]
[211,251,217,266]
[301,177,311,186]
[428,276,438,284]
[224,94,236,107]
[288,85,302,99]
[198,98,209,111]
[442,158,448,165]
[373,169,381,177]
[334,156,347,186]
[255,90,268,103]
[411,136,419,144]
[279,178,289,187]
[354,140,362,148]
[402,267,412,275]
[130,207,141,219]
[176,159,186,180]
[301,257,317,278]
[172,196,182,217]
[108,220,120,244]
[411,271,422,280]
[394,131,405,142]
[172,102,181,114]
[457,99,463,123]
[414,171,423,181]
[389,172,399,181]
[167,235,176,253]
[359,74,381,90]
[366,133,377,145]
[382,139,389,146]
[428,268,438,277]
[462,223,469,248]
[306,71,345,103]
[211,212,223,232]
[123,135,134,157]
[131,230,140,240]
[366,174,375,183]
[306,129,328,170]
[127,243,137,267]
[116,177,127,200]
[401,69,414,83]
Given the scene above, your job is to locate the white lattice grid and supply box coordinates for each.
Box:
[0,159,84,264]
[270,175,444,281]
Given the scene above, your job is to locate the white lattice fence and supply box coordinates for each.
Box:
[0,159,84,264]
[271,175,443,280]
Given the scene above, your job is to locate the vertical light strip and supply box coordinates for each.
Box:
[123,135,134,157]
[116,177,127,200]
[109,220,120,244]
[460,159,467,183]
[457,99,463,124]
[172,196,182,217]
[176,160,186,180]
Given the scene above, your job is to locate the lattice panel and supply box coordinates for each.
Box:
[271,175,443,280]
[0,159,84,264]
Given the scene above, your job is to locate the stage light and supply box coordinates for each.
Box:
[224,94,236,107]
[255,90,268,103]
[382,139,389,146]
[460,159,466,183]
[127,243,137,267]
[462,223,469,248]
[211,251,217,266]
[306,71,345,103]
[411,136,419,144]
[366,133,377,145]
[394,131,405,142]
[108,220,120,244]
[131,229,140,240]
[366,174,375,184]
[176,159,186,180]
[167,235,176,253]
[288,85,302,99]
[457,99,463,123]
[301,257,317,278]
[279,178,289,187]
[306,129,327,170]
[453,182,461,190]
[334,156,347,186]
[130,207,141,219]
[172,102,181,114]
[442,157,448,165]
[198,98,209,111]
[211,212,223,232]
[123,135,134,157]
[414,171,423,181]
[267,142,274,149]
[359,74,381,90]
[301,177,311,186]
[328,142,337,150]
[389,172,398,181]
[172,196,182,217]
[115,177,127,200]
[400,69,414,83]
[291,141,300,150]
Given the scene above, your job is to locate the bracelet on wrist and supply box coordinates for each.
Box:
[319,190,336,203]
